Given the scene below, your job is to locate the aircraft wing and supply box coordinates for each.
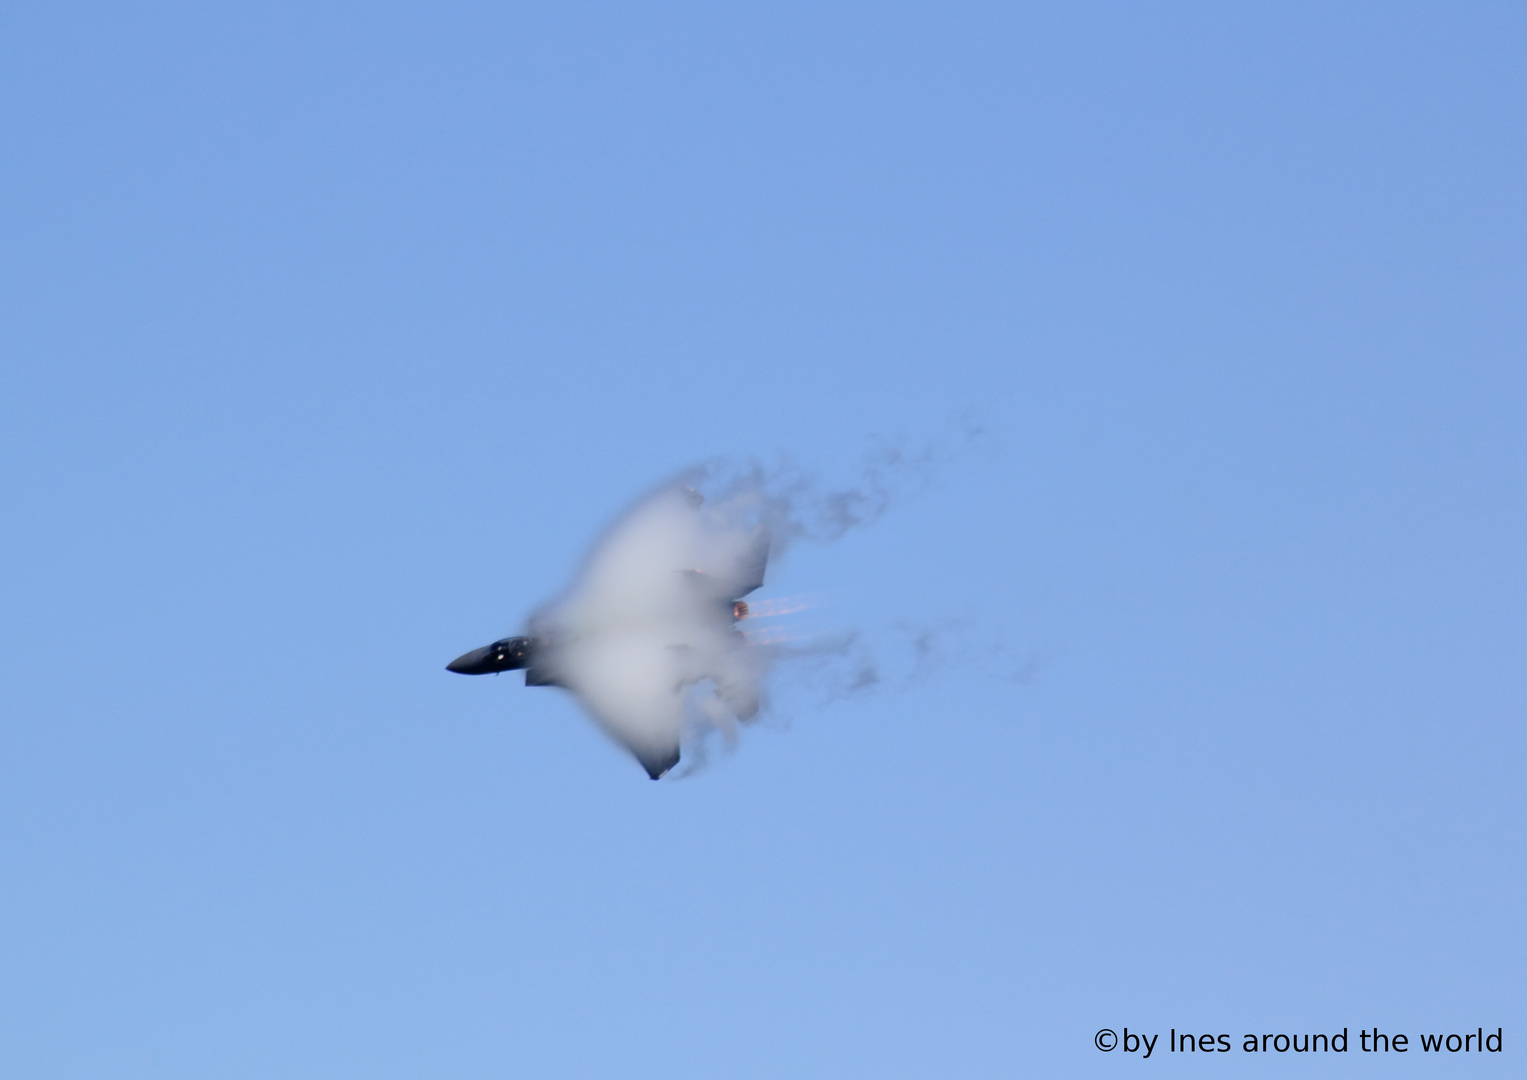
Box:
[681,526,770,602]
[732,526,770,597]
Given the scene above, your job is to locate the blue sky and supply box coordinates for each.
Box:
[2,2,1523,1076]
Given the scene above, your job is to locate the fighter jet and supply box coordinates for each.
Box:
[446,482,770,779]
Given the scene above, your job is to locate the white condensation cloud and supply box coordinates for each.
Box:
[528,480,770,779]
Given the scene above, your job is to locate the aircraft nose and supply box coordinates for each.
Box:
[446,645,492,674]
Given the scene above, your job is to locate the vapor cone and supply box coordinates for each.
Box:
[529,482,770,777]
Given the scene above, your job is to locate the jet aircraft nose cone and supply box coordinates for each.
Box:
[447,636,534,675]
[447,645,492,674]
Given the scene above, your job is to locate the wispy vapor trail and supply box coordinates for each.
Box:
[696,413,992,553]
[763,620,1045,712]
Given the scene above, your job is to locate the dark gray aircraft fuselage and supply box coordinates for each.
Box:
[446,636,561,685]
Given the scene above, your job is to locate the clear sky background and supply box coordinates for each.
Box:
[2,3,1523,1077]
